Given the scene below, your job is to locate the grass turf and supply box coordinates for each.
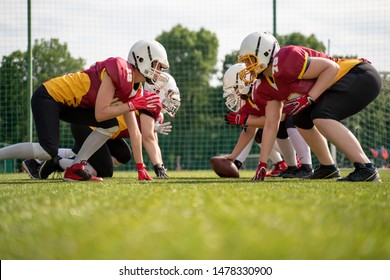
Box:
[0,169,389,260]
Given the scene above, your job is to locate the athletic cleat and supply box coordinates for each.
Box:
[337,162,381,182]
[266,160,288,177]
[63,161,103,181]
[282,164,313,178]
[303,164,340,179]
[22,159,41,179]
[39,155,64,179]
[278,166,298,178]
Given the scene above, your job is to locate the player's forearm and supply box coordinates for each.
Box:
[129,132,143,164]
[229,127,256,159]
[95,103,129,122]
[246,115,266,128]
[142,137,160,165]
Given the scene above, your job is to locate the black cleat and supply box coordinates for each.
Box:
[38,155,64,179]
[282,164,313,178]
[22,159,41,179]
[303,164,340,179]
[337,162,381,182]
[278,166,298,178]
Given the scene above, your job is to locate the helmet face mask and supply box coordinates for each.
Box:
[144,73,181,117]
[147,62,170,90]
[161,89,181,117]
[128,39,170,87]
[238,31,280,84]
[223,63,251,112]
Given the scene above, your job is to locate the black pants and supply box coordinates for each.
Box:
[293,62,382,129]
[31,85,118,158]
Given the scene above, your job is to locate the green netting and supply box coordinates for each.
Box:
[1,0,389,172]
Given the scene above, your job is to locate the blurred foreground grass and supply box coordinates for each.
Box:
[0,170,389,260]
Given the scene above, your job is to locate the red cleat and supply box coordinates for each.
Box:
[296,156,302,169]
[63,161,103,181]
[266,160,288,177]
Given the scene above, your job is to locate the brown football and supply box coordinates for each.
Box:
[210,156,240,178]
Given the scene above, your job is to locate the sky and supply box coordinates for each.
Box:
[1,0,390,84]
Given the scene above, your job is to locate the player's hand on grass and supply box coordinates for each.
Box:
[252,162,268,181]
[136,163,153,181]
[154,164,169,179]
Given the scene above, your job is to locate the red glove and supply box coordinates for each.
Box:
[252,162,268,181]
[136,163,153,181]
[224,111,248,126]
[283,94,315,117]
[127,93,161,112]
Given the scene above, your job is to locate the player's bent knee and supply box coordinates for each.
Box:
[292,115,314,130]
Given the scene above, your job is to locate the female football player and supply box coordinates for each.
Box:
[22,74,180,180]
[0,39,169,181]
[223,63,312,178]
[237,31,381,182]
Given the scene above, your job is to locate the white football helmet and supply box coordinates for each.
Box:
[128,39,170,88]
[238,31,280,84]
[144,73,181,117]
[223,63,251,112]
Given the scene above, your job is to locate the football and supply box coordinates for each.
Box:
[210,156,240,178]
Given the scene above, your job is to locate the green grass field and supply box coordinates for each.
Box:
[0,169,389,260]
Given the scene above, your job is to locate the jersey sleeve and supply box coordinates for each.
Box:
[104,57,131,91]
[273,46,310,82]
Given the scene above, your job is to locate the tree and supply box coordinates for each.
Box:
[155,24,238,169]
[277,32,326,51]
[0,38,85,145]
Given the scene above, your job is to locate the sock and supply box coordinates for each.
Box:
[276,138,297,167]
[0,142,51,160]
[236,136,255,163]
[72,130,110,164]
[234,160,243,169]
[301,163,313,171]
[287,128,312,165]
[321,164,337,170]
[58,148,76,159]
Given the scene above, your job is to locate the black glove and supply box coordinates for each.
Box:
[154,164,169,179]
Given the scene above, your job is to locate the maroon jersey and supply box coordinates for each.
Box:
[251,45,364,107]
[238,96,266,117]
[44,57,142,108]
[251,46,322,105]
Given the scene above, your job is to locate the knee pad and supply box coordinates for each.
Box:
[285,117,295,129]
[292,114,314,130]
[95,126,119,137]
[277,121,289,139]
[32,143,53,160]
